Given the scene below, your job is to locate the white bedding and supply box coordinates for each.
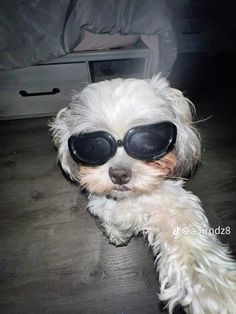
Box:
[73,30,140,51]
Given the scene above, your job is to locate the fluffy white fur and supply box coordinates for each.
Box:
[50,75,236,313]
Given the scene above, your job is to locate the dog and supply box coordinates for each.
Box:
[50,75,236,313]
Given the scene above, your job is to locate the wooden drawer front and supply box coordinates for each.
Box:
[0,63,89,119]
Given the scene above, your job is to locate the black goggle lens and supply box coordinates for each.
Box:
[68,131,116,166]
[124,122,176,160]
[68,122,177,166]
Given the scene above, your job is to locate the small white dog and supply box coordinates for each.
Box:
[50,75,236,313]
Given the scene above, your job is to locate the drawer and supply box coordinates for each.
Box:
[0,62,90,119]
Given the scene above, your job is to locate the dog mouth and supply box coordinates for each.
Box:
[114,185,131,192]
[106,185,132,200]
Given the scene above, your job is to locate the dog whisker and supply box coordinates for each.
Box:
[193,115,213,124]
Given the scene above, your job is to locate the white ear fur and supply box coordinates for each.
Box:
[49,106,80,182]
[150,74,193,121]
[149,75,201,176]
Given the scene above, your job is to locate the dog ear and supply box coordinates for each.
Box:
[149,75,201,177]
[49,106,81,182]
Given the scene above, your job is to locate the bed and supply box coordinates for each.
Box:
[0,0,177,119]
[0,0,177,74]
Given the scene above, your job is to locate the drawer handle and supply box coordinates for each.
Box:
[19,88,60,97]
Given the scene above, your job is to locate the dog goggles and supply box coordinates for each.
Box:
[68,121,177,166]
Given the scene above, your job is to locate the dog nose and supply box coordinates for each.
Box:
[108,167,132,185]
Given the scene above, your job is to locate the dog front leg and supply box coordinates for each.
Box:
[146,188,236,314]
[88,196,134,246]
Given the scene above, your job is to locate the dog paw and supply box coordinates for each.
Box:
[101,223,132,247]
[108,234,131,247]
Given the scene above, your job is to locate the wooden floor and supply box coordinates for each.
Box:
[0,55,236,313]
